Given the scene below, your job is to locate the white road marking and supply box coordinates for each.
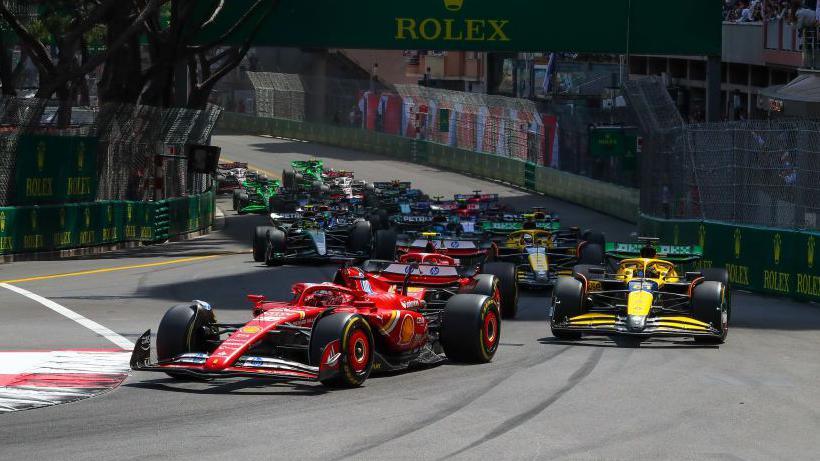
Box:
[0,283,135,350]
[0,351,131,374]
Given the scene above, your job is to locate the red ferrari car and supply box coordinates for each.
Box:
[334,252,519,318]
[130,282,500,388]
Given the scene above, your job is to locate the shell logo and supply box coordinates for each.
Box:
[733,229,742,259]
[241,326,262,334]
[398,315,415,345]
[444,0,464,11]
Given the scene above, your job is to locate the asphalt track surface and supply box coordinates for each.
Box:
[1,134,819,460]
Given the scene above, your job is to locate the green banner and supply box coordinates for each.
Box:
[197,0,720,55]
[0,192,215,256]
[15,135,98,205]
[640,215,820,302]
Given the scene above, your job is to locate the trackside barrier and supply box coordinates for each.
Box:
[0,190,215,256]
[219,113,640,223]
[640,215,820,302]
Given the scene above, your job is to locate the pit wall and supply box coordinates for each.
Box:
[640,215,819,302]
[0,191,215,256]
[218,112,640,223]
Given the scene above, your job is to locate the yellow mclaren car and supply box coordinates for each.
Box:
[550,238,730,344]
[496,228,605,288]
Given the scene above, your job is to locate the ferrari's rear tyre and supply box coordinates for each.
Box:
[441,294,500,363]
[578,243,604,265]
[282,170,296,189]
[550,277,584,340]
[692,281,729,344]
[482,262,518,319]
[253,226,274,262]
[310,313,373,388]
[265,229,287,266]
[372,229,397,260]
[347,221,373,253]
[156,303,216,380]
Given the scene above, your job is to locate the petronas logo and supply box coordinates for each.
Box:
[733,229,742,259]
[809,236,816,269]
[84,208,91,228]
[77,143,85,171]
[36,142,46,172]
[673,225,680,245]
[30,209,37,230]
[773,233,782,265]
[698,224,706,250]
[444,0,464,11]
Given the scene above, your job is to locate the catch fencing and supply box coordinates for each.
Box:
[248,72,546,165]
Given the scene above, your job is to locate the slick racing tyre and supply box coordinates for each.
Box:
[232,189,242,210]
[441,294,500,363]
[237,192,249,215]
[282,170,296,190]
[310,313,374,388]
[372,229,397,260]
[573,264,604,281]
[264,229,287,266]
[482,262,518,319]
[701,268,732,321]
[550,277,584,340]
[581,230,606,247]
[253,226,274,262]
[156,303,217,380]
[347,221,373,253]
[578,243,604,265]
[692,281,729,344]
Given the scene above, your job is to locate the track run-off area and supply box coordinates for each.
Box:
[1,133,818,460]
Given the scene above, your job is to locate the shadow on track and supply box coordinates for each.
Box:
[538,336,720,349]
[125,377,328,397]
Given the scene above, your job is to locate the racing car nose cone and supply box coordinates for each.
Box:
[627,315,647,332]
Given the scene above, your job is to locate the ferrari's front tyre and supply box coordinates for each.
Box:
[550,277,584,340]
[692,281,729,344]
[482,262,518,319]
[156,303,217,380]
[253,226,274,262]
[441,294,500,363]
[310,314,374,388]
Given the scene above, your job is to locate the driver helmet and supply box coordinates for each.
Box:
[522,233,534,247]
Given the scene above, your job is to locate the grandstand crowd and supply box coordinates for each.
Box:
[724,0,818,25]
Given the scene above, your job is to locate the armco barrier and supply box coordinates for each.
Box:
[219,112,640,223]
[640,215,819,302]
[0,190,215,256]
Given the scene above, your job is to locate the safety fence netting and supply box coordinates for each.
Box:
[628,78,819,231]
[248,72,546,165]
[0,98,223,206]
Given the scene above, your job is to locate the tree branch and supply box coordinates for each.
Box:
[0,4,56,75]
[187,0,267,54]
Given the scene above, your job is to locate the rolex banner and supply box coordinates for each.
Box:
[640,216,820,303]
[14,135,98,205]
[0,191,215,256]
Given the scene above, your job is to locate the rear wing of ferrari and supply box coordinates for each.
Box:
[605,242,704,263]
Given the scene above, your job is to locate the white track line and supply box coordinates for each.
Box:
[1,283,134,351]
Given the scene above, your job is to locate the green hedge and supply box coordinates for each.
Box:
[219,112,640,222]
[640,215,819,302]
[0,190,215,255]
